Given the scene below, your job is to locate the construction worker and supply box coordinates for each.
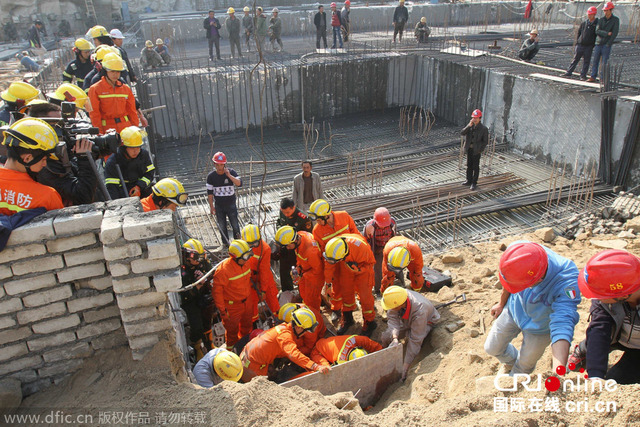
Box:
[104,126,155,199]
[0,118,64,216]
[461,109,488,191]
[154,39,171,64]
[204,10,222,61]
[241,224,280,325]
[87,53,138,134]
[240,307,330,381]
[275,226,324,311]
[278,302,326,355]
[381,285,440,382]
[0,82,41,126]
[181,239,215,360]
[275,197,313,292]
[314,5,328,50]
[518,29,540,62]
[324,234,377,336]
[27,20,45,50]
[567,250,640,384]
[562,6,598,80]
[329,2,343,49]
[226,8,243,59]
[588,2,619,82]
[415,17,431,43]
[110,29,137,83]
[193,348,243,387]
[341,0,350,42]
[363,207,397,295]
[484,241,580,375]
[62,39,95,87]
[87,25,113,48]
[140,40,165,68]
[381,236,425,294]
[242,6,254,52]
[269,8,283,52]
[311,334,382,366]
[206,151,242,246]
[392,0,409,43]
[212,239,254,350]
[255,7,268,52]
[140,177,188,212]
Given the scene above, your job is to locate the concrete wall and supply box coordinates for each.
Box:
[0,198,183,397]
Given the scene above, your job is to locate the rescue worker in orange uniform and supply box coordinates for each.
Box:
[324,234,377,336]
[241,224,280,324]
[308,198,362,322]
[87,53,138,134]
[277,302,326,356]
[311,334,382,366]
[240,307,330,381]
[212,239,255,350]
[381,236,425,294]
[275,225,324,310]
[140,178,188,212]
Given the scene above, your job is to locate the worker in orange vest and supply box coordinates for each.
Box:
[140,178,188,212]
[311,334,382,366]
[275,226,324,310]
[212,239,254,349]
[277,302,326,355]
[381,236,425,294]
[324,234,377,336]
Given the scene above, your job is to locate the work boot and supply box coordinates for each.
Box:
[337,311,355,335]
[462,181,471,186]
[470,183,477,191]
[330,310,341,323]
[361,320,377,337]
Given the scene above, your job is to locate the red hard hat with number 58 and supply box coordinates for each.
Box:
[472,109,482,118]
[499,242,548,293]
[578,250,640,299]
[603,2,614,11]
[587,6,597,15]
[212,151,227,164]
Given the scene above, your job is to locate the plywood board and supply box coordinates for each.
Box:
[440,47,486,57]
[530,72,599,88]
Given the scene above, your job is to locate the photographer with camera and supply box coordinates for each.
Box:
[104,126,155,200]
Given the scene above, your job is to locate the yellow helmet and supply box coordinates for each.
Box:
[227,7,235,14]
[102,52,125,71]
[380,285,408,310]
[74,38,94,51]
[155,38,163,45]
[120,126,145,147]
[343,348,368,363]
[275,226,297,246]
[49,83,88,109]
[152,178,188,206]
[241,224,261,247]
[243,6,250,12]
[308,199,332,220]
[324,237,347,264]
[26,99,49,107]
[1,81,40,104]
[388,247,410,272]
[183,238,205,254]
[95,45,119,62]
[291,307,318,332]
[213,350,243,382]
[88,25,109,39]
[228,239,252,261]
[145,40,153,48]
[2,117,58,153]
[277,302,298,322]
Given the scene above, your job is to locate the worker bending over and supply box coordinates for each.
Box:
[311,335,382,366]
[140,178,187,212]
[193,348,243,387]
[381,236,425,294]
[278,302,326,356]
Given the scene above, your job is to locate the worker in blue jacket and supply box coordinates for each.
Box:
[484,241,580,375]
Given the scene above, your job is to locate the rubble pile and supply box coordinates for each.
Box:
[562,192,640,240]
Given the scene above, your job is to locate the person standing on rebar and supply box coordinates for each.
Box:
[587,2,619,83]
[415,17,431,44]
[225,8,243,59]
[329,2,343,49]
[562,7,598,80]
[255,7,268,52]
[275,197,313,292]
[242,7,254,52]
[292,161,323,214]
[110,29,137,83]
[363,207,397,296]
[204,10,222,61]
[155,38,172,64]
[269,8,283,52]
[460,109,488,191]
[27,20,44,49]
[392,0,409,43]
[518,29,540,62]
[140,40,165,68]
[207,151,242,246]
[314,5,328,50]
[341,0,351,42]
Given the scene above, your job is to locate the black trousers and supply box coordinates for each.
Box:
[393,22,405,41]
[316,28,327,49]
[208,37,221,59]
[566,44,594,78]
[466,149,482,185]
[606,347,640,384]
[279,247,297,291]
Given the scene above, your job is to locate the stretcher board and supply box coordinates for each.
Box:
[439,46,486,57]
[280,343,403,408]
[529,73,600,88]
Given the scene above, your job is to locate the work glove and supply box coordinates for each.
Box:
[346,261,360,272]
[312,363,330,374]
[389,338,400,348]
[129,186,141,197]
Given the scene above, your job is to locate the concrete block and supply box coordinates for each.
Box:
[4,274,57,296]
[0,264,12,281]
[5,217,54,246]
[103,242,142,261]
[0,343,28,362]
[0,378,22,413]
[17,302,67,325]
[90,330,128,350]
[83,305,120,323]
[122,210,175,241]
[21,378,52,396]
[0,298,22,314]
[119,306,158,323]
[46,233,97,253]
[38,359,84,379]
[128,334,160,350]
[100,215,123,245]
[0,327,32,345]
[116,292,166,310]
[56,262,105,283]
[64,248,105,267]
[131,254,180,274]
[78,276,113,291]
[0,243,46,264]
[112,277,150,294]
[0,316,17,330]
[11,255,64,276]
[76,318,121,340]
[107,262,130,277]
[22,285,73,308]
[8,369,38,384]
[32,314,81,335]
[42,342,92,363]
[53,210,103,235]
[67,293,114,313]
[153,270,182,292]
[0,355,42,376]
[27,331,76,352]
[147,237,178,260]
[123,318,171,337]
[105,197,142,213]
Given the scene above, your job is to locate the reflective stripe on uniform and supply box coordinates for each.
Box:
[343,302,356,308]
[146,164,155,172]
[0,202,24,213]
[229,269,250,281]
[97,94,129,99]
[140,177,151,185]
[321,224,349,241]
[62,71,73,78]
[295,252,308,261]
[338,335,358,362]
[105,178,121,185]
[101,115,130,126]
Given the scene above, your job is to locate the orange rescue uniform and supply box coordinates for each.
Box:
[294,231,324,310]
[248,239,280,322]
[88,76,138,134]
[212,256,253,349]
[140,195,157,212]
[310,334,383,365]
[381,236,425,293]
[0,167,63,215]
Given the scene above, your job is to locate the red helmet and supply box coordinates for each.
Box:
[212,151,227,164]
[330,2,337,7]
[499,242,548,293]
[578,250,640,299]
[587,6,598,15]
[472,109,482,118]
[603,2,614,11]
[373,207,391,227]
[345,0,351,4]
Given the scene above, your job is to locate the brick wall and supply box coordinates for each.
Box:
[0,198,182,397]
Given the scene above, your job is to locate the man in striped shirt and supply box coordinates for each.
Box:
[207,151,242,246]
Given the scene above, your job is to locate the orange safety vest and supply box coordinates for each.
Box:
[0,167,63,216]
[212,256,252,310]
[88,76,138,134]
[312,210,361,252]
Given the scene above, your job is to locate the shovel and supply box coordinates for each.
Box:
[434,293,467,309]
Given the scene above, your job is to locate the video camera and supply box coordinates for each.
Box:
[56,101,121,159]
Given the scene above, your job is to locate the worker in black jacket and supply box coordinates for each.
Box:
[563,7,598,80]
[392,0,409,43]
[314,5,327,50]
[274,197,313,291]
[104,126,155,200]
[460,109,489,191]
